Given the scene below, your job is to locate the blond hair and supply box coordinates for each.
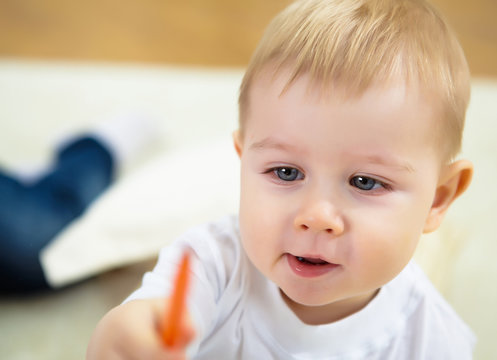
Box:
[238,0,470,161]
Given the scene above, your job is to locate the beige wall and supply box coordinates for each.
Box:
[0,0,496,77]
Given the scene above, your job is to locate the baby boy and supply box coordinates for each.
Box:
[88,0,475,358]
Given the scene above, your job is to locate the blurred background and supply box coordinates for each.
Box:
[0,0,495,75]
[0,1,496,359]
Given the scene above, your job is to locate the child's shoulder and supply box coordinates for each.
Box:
[400,262,470,325]
[177,214,243,289]
[181,214,241,262]
[390,262,476,358]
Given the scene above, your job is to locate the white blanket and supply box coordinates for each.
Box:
[41,138,240,286]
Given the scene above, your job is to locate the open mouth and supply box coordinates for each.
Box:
[296,256,330,266]
[287,254,339,278]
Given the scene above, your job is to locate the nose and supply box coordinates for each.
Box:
[294,197,345,235]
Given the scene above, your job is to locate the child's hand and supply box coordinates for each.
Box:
[86,298,195,360]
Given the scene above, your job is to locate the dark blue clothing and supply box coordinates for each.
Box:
[0,137,115,293]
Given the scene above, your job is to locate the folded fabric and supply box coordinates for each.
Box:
[41,138,240,287]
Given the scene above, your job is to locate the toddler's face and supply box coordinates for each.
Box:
[235,67,443,321]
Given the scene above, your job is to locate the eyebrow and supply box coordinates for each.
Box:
[249,137,300,153]
[249,137,415,173]
[362,155,415,173]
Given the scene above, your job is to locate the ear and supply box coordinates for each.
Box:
[423,159,473,233]
[233,129,243,158]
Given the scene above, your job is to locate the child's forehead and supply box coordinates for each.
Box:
[246,64,444,157]
[250,63,435,110]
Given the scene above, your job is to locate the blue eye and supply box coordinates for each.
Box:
[350,176,382,191]
[274,167,303,181]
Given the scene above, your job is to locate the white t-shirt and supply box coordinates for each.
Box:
[126,215,476,359]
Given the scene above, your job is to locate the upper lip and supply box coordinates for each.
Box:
[288,253,337,265]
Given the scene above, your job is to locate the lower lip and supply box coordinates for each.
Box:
[286,254,340,278]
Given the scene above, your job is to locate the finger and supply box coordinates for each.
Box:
[132,345,187,360]
[175,319,196,349]
[154,298,196,351]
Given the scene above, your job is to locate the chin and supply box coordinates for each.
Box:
[280,284,335,307]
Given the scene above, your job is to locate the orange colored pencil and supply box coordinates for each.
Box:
[161,250,191,348]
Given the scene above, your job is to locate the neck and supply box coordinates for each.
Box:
[280,289,380,325]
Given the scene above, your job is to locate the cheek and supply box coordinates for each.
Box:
[239,174,267,227]
[238,176,271,258]
[349,207,425,281]
[238,171,289,274]
[239,165,283,228]
[238,207,277,281]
